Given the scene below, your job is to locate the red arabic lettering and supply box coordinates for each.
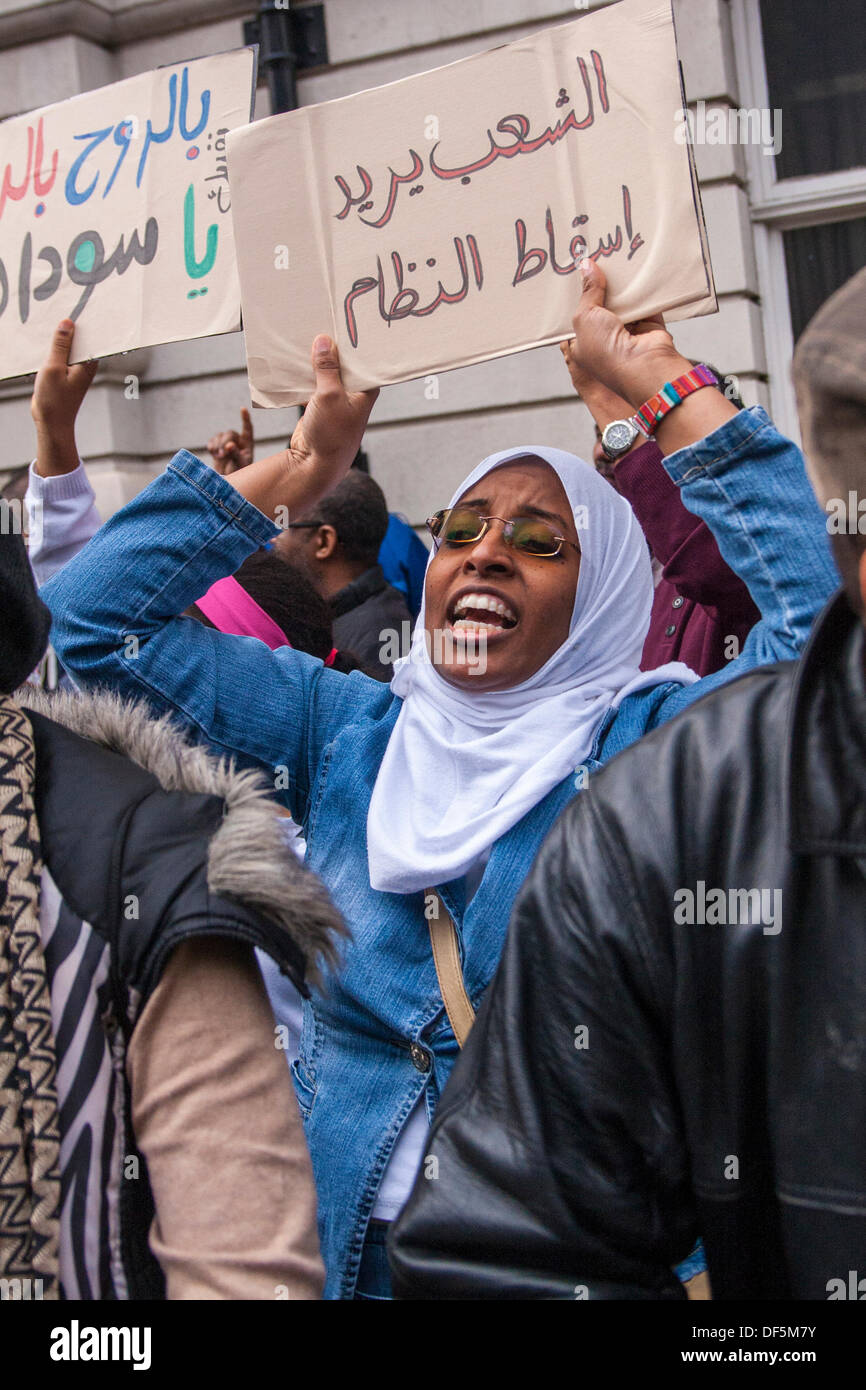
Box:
[411,236,471,317]
[429,51,606,182]
[622,183,645,259]
[344,269,380,347]
[466,233,483,290]
[0,119,58,222]
[591,50,609,114]
[33,119,59,198]
[0,125,33,220]
[512,219,547,286]
[513,187,643,285]
[334,165,374,220]
[342,233,483,347]
[334,151,424,229]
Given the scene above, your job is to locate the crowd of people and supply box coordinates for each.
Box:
[1,252,863,1302]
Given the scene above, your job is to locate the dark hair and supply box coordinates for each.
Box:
[188,550,340,663]
[236,550,336,659]
[309,470,389,568]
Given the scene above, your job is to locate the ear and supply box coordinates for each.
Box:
[313,524,339,561]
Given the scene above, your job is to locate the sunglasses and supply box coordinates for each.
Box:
[426,506,580,558]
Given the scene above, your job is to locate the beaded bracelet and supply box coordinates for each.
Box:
[634,364,719,436]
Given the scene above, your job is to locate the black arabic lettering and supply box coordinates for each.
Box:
[66,218,159,320]
[207,186,231,213]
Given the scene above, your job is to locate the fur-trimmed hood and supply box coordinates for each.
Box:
[16,686,347,985]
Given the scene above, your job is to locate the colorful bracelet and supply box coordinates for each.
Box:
[634,364,719,436]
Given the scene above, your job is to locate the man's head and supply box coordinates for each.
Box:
[793,266,866,618]
[274,469,389,599]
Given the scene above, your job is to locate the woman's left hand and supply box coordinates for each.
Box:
[225,336,379,524]
[569,261,690,409]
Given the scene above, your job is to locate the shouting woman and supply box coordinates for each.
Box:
[39,262,838,1298]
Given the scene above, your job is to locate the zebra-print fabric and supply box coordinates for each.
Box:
[39,870,120,1300]
[0,695,60,1296]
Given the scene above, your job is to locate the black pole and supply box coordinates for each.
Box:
[260,3,298,114]
[244,3,328,116]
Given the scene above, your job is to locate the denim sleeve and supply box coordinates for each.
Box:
[41,449,345,819]
[652,406,840,720]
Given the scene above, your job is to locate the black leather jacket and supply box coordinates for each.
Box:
[390,593,866,1300]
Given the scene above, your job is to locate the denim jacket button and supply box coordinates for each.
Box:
[665,624,677,636]
[672,596,684,608]
[409,1042,431,1073]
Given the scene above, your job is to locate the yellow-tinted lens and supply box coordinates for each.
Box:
[441,507,485,544]
[509,518,561,555]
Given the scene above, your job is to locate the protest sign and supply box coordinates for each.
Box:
[0,48,256,380]
[226,0,716,408]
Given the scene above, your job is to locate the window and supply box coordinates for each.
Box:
[783,215,866,340]
[759,1,866,180]
[730,0,866,438]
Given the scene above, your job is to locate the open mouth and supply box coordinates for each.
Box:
[447,591,519,634]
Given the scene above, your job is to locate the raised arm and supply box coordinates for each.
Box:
[567,261,838,714]
[560,344,758,626]
[42,335,379,809]
[26,320,101,585]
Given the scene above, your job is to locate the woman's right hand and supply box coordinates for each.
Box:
[226,335,379,524]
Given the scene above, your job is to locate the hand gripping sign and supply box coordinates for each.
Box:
[226,0,716,407]
[0,47,256,380]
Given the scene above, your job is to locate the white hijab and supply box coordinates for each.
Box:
[366,445,698,894]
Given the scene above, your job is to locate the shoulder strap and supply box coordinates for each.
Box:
[425,889,476,1048]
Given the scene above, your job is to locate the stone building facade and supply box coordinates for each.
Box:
[0,0,863,526]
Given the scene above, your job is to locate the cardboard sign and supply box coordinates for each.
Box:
[0,48,256,380]
[226,0,715,408]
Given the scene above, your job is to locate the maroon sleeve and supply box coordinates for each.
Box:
[614,439,760,625]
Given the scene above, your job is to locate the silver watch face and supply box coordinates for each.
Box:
[601,419,638,459]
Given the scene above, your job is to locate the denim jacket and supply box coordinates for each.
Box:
[42,407,839,1298]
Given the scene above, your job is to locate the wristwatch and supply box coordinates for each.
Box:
[600,416,646,461]
[601,364,721,459]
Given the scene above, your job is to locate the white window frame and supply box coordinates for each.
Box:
[730,0,866,441]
